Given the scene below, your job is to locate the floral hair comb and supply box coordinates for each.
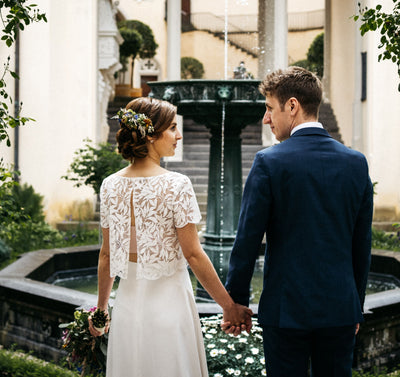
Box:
[113,108,154,138]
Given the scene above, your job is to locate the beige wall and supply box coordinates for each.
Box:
[329,0,400,219]
[182,31,257,79]
[2,0,101,223]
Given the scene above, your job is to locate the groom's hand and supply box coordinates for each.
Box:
[221,304,253,336]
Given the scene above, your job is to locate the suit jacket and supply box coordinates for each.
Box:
[225,127,373,329]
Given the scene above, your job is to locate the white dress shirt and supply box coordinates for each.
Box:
[290,121,324,136]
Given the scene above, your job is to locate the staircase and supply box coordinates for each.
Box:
[161,119,264,229]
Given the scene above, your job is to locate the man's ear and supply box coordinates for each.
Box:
[288,97,298,113]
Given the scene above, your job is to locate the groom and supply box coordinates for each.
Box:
[223,67,373,376]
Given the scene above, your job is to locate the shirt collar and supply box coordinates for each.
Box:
[290,122,324,136]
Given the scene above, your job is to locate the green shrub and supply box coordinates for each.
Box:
[0,346,79,377]
[181,57,205,79]
[11,182,45,222]
[372,224,400,251]
[292,32,324,77]
[62,139,128,195]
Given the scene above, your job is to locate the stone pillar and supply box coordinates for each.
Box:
[98,0,122,143]
[323,0,332,101]
[258,0,288,78]
[258,0,287,146]
[166,0,181,80]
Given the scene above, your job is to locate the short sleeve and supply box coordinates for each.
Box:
[100,179,110,228]
[173,176,201,228]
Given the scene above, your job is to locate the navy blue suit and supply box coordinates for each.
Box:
[226,127,373,376]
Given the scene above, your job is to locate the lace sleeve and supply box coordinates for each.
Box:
[173,176,201,228]
[100,179,110,228]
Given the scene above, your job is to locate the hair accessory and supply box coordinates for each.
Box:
[112,108,154,138]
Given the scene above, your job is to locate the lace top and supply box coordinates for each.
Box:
[100,172,201,280]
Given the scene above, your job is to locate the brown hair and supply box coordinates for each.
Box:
[259,66,322,118]
[116,97,177,160]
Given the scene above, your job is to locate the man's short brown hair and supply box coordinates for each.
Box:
[259,66,322,118]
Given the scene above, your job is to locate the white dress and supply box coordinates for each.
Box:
[100,172,209,377]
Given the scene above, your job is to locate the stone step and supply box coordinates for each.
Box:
[372,222,399,232]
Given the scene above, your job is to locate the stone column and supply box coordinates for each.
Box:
[323,0,332,101]
[166,0,181,80]
[258,0,287,146]
[258,0,288,78]
[98,0,122,143]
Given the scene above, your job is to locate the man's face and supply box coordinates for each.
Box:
[263,94,292,142]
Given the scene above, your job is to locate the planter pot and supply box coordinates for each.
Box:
[115,85,142,98]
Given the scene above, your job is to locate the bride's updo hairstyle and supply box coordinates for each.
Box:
[115,97,177,161]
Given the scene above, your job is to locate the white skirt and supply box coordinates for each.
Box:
[106,262,209,377]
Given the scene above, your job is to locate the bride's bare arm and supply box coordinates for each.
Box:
[177,223,252,333]
[89,227,114,336]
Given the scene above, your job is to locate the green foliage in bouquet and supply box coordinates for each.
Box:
[60,307,108,376]
[92,308,108,331]
[200,314,266,376]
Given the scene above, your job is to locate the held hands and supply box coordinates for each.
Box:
[221,303,253,336]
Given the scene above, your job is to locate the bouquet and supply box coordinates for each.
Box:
[59,306,109,376]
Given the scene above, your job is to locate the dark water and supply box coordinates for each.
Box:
[50,265,400,303]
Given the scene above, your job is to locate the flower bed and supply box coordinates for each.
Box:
[201,314,266,376]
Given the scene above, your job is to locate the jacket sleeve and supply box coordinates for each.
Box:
[352,171,374,311]
[225,152,271,306]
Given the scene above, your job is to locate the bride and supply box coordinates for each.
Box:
[89,97,252,377]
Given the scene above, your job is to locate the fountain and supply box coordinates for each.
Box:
[149,79,264,288]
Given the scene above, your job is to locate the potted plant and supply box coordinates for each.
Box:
[116,19,158,96]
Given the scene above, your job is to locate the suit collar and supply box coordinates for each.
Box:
[291,127,331,138]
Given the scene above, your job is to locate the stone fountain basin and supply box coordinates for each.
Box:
[0,245,400,370]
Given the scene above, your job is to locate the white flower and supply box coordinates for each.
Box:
[234,371,241,376]
[207,344,216,348]
[260,357,265,365]
[214,374,223,377]
[205,334,213,339]
[239,338,248,343]
[219,349,227,355]
[245,357,254,364]
[219,338,228,343]
[261,369,267,376]
[209,328,218,334]
[251,347,259,355]
[228,344,235,350]
[226,368,235,375]
[236,354,242,360]
[210,349,219,357]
